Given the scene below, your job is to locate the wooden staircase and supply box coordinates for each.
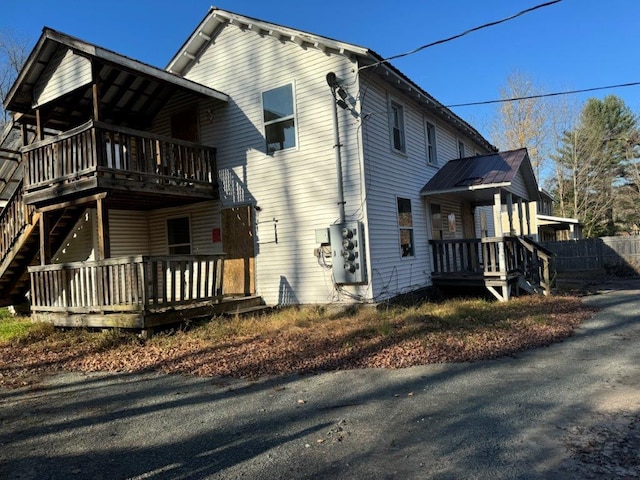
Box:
[0,182,85,307]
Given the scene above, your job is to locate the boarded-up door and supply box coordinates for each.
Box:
[222,206,255,295]
[171,108,199,142]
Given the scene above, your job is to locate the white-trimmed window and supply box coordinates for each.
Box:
[263,83,296,153]
[426,121,437,165]
[397,197,414,257]
[390,101,406,153]
[458,140,465,158]
[167,216,191,254]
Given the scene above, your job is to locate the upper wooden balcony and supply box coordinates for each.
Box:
[22,120,218,209]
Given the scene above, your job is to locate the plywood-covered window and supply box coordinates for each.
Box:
[431,203,443,240]
[167,216,191,254]
[397,197,414,257]
[263,83,296,153]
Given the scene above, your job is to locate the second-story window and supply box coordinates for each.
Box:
[426,121,437,165]
[458,140,466,158]
[263,83,296,153]
[390,101,406,153]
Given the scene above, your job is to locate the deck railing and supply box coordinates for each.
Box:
[430,236,553,292]
[28,254,226,313]
[0,180,35,265]
[22,120,217,194]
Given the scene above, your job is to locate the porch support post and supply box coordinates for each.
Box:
[525,200,532,237]
[493,190,503,238]
[506,192,514,236]
[493,190,508,300]
[96,197,110,260]
[92,61,101,122]
[517,198,524,236]
[35,108,44,141]
[39,212,51,265]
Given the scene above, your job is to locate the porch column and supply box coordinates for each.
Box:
[39,212,51,265]
[493,190,503,238]
[517,198,524,236]
[96,197,110,260]
[506,192,514,236]
[91,61,101,122]
[35,109,45,141]
[525,200,532,236]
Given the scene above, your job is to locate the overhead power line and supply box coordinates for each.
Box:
[444,81,640,108]
[359,0,562,72]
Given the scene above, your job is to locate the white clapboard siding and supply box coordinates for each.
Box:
[508,170,530,200]
[33,48,92,108]
[109,210,151,257]
[147,201,222,256]
[182,23,365,305]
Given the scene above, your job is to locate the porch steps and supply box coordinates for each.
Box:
[0,206,86,307]
[220,295,272,317]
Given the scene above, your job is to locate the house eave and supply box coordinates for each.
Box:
[166,8,370,76]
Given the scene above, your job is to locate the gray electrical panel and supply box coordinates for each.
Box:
[330,221,367,285]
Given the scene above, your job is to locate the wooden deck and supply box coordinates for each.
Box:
[28,254,230,329]
[22,120,218,207]
[430,236,553,301]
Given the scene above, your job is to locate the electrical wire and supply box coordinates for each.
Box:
[444,81,640,109]
[358,0,562,73]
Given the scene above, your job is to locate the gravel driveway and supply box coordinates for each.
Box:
[1,281,639,479]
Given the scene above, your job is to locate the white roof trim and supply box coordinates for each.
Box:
[537,214,580,226]
[166,8,369,75]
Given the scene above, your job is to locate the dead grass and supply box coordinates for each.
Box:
[0,295,597,389]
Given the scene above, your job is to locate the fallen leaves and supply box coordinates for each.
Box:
[0,296,597,389]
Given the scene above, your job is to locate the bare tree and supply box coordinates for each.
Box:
[0,29,30,128]
[491,70,548,180]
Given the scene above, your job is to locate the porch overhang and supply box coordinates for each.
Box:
[420,148,540,205]
[536,214,580,230]
[4,28,229,131]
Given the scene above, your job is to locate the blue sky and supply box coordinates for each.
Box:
[4,0,640,140]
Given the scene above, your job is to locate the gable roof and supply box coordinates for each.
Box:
[420,148,540,203]
[166,8,496,153]
[4,28,228,130]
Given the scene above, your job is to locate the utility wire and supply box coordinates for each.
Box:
[359,0,562,72]
[444,81,640,108]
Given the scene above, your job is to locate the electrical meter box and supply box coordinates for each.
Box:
[330,221,367,285]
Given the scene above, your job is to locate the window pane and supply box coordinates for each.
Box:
[266,119,296,153]
[426,122,436,163]
[263,84,294,122]
[167,217,190,246]
[400,229,414,257]
[397,197,413,227]
[391,103,405,152]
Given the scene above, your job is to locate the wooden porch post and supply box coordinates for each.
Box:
[525,200,532,237]
[39,212,51,265]
[494,190,509,301]
[517,198,524,236]
[506,192,514,236]
[96,197,110,260]
[35,109,44,141]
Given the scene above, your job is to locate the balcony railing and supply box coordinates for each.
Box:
[28,254,225,313]
[22,120,217,197]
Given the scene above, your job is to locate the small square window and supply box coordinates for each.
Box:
[397,197,414,257]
